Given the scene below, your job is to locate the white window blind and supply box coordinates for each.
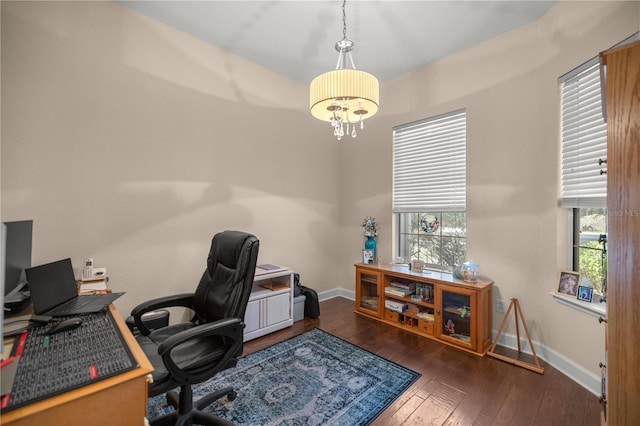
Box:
[559,57,607,208]
[393,110,466,212]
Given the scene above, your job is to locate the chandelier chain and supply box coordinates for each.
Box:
[342,0,347,40]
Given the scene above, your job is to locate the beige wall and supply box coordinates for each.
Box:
[338,0,639,381]
[2,0,639,389]
[1,1,340,316]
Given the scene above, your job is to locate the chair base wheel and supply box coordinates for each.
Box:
[149,386,237,426]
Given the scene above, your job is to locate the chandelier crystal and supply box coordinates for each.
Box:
[309,0,379,140]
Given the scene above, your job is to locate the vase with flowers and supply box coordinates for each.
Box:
[361,216,378,260]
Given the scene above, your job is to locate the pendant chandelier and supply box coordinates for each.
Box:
[309,0,379,140]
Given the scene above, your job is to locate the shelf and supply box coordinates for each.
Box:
[443,306,472,319]
[249,285,291,301]
[384,291,434,309]
[442,333,472,344]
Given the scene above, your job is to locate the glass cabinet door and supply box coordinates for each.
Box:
[436,285,476,351]
[355,268,382,318]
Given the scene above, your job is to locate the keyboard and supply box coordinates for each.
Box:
[43,293,124,316]
[46,296,99,315]
[2,310,138,412]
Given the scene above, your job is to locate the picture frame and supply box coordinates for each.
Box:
[556,270,581,296]
[411,259,424,271]
[362,249,375,265]
[577,286,594,303]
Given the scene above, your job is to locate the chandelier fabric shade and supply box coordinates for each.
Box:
[309,69,379,123]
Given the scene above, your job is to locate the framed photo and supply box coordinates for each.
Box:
[577,286,594,302]
[556,270,581,296]
[362,249,375,265]
[411,259,424,271]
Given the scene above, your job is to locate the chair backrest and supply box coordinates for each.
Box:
[192,230,259,323]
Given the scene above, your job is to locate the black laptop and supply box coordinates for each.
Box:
[25,258,124,316]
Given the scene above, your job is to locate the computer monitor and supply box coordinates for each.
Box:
[2,220,33,310]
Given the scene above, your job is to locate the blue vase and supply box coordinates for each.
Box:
[365,236,377,261]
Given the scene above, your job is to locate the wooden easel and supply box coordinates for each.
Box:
[487,298,544,374]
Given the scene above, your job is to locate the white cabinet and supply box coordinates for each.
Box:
[243,267,294,342]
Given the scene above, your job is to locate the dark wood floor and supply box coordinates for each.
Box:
[243,297,602,426]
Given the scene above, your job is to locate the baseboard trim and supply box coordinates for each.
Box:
[320,287,354,302]
[319,288,600,396]
[491,329,601,396]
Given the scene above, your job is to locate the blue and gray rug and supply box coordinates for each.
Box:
[147,328,420,425]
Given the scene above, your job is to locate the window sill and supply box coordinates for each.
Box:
[551,292,607,318]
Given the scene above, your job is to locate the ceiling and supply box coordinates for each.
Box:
[118,1,556,84]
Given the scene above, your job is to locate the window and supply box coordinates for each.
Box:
[559,34,638,293]
[572,208,607,294]
[393,110,466,271]
[559,57,607,293]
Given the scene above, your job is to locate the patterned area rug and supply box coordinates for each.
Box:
[147,328,420,425]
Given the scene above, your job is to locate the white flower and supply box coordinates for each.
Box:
[361,216,378,237]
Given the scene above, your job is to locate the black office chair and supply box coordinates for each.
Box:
[130,230,259,426]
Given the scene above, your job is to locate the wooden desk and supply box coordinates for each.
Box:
[1,305,154,426]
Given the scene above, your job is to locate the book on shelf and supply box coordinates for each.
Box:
[416,283,433,299]
[257,263,280,271]
[385,299,408,313]
[385,286,414,297]
[389,281,416,291]
[416,311,435,322]
[255,264,288,276]
[360,296,378,309]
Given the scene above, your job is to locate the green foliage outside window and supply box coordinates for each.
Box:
[576,208,607,295]
[579,241,606,294]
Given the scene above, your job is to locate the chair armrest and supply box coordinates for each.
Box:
[130,293,194,335]
[157,317,245,384]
